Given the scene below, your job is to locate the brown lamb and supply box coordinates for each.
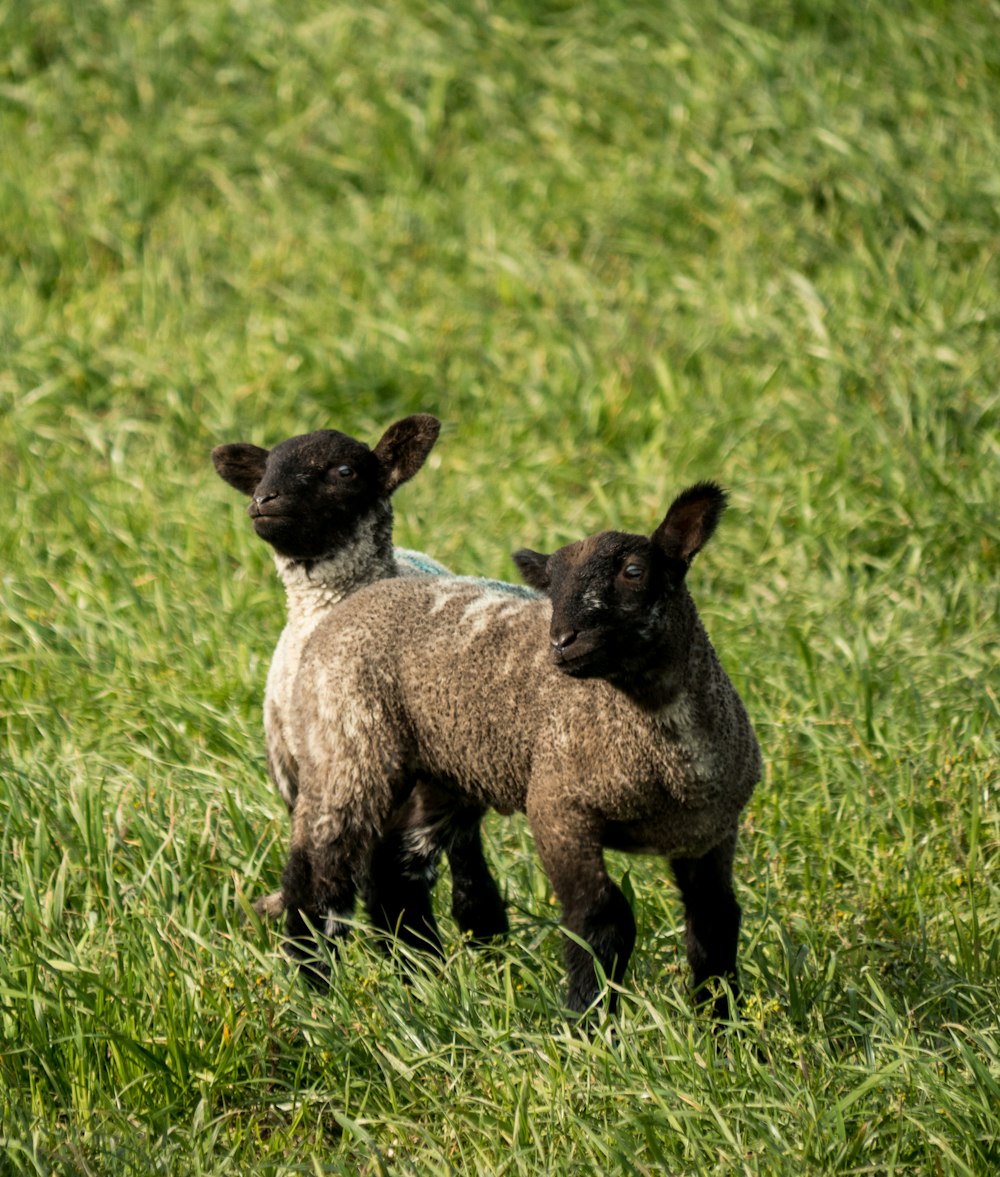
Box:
[282,481,761,1016]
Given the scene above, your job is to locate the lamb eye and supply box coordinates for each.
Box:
[330,464,354,480]
[623,563,645,581]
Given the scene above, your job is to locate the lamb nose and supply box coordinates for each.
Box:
[253,491,278,505]
[551,629,578,651]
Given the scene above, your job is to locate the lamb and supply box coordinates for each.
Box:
[211,413,526,952]
[281,480,761,1016]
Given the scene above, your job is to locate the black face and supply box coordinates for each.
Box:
[539,532,676,681]
[513,481,725,693]
[214,414,441,563]
[224,431,384,560]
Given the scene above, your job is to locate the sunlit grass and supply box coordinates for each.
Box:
[2,0,998,1172]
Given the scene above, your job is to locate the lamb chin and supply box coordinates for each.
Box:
[253,517,311,554]
[252,516,291,539]
[551,652,606,679]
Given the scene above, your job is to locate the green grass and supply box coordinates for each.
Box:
[2,0,998,1172]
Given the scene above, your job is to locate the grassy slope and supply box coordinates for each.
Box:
[1,0,998,1172]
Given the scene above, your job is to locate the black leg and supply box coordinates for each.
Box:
[363,820,443,957]
[281,843,355,989]
[365,784,508,950]
[446,813,509,944]
[282,782,402,986]
[280,698,412,983]
[671,831,741,1020]
[563,882,636,1014]
[528,800,635,1014]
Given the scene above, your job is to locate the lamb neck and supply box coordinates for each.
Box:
[273,505,397,640]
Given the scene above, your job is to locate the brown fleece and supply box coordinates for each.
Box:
[295,580,757,857]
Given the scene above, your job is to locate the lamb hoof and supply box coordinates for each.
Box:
[565,985,616,1019]
[692,978,740,1025]
[464,909,510,948]
[453,893,509,945]
[252,890,286,919]
[286,944,332,991]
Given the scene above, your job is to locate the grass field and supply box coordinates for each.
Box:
[2,0,999,1172]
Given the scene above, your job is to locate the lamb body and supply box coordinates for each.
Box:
[297,580,751,842]
[284,483,761,1014]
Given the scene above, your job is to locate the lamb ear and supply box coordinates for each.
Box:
[651,481,728,567]
[372,414,441,495]
[212,443,270,496]
[512,548,551,590]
